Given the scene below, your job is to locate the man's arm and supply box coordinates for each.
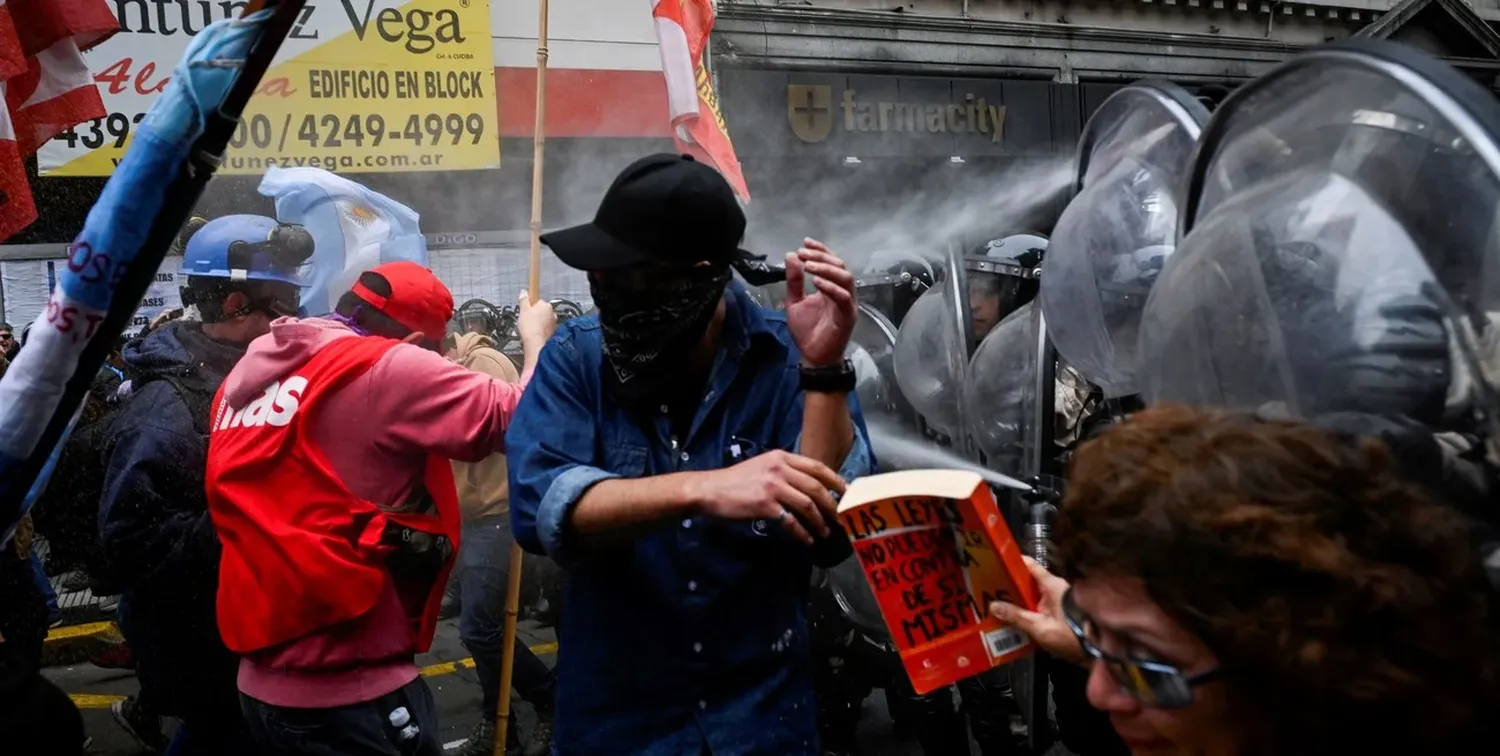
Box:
[508,335,649,565]
[790,383,875,568]
[368,343,524,462]
[799,390,856,471]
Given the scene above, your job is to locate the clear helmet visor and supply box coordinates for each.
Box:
[1041,81,1207,398]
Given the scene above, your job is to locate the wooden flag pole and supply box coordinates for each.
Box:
[494,0,548,753]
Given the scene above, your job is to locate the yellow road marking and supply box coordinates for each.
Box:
[523,641,559,657]
[67,643,558,709]
[45,621,117,644]
[69,694,126,709]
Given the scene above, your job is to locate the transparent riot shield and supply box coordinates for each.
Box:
[962,299,1056,749]
[893,244,974,450]
[964,302,1043,477]
[848,302,922,435]
[1141,40,1500,440]
[1041,81,1209,398]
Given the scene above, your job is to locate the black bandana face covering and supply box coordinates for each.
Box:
[590,264,733,405]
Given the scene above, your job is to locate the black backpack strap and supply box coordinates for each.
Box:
[150,374,216,437]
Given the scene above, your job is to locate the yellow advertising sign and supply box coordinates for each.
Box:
[38,0,499,176]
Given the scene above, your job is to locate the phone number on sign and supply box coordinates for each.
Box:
[53,112,489,152]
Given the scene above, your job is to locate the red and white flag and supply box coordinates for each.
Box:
[651,0,750,202]
[0,0,116,242]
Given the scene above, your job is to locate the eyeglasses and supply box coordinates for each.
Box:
[1062,587,1221,709]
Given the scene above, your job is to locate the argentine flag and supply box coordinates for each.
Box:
[258,167,427,317]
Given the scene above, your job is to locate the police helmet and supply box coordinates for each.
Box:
[858,251,936,325]
[454,298,503,338]
[965,233,1047,342]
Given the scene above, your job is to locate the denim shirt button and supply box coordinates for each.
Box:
[698,700,707,710]
[682,519,693,529]
[680,451,690,462]
[687,580,697,591]
[693,642,703,654]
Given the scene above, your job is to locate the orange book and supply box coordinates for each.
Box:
[836,469,1041,695]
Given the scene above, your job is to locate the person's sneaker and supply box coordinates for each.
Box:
[523,714,554,756]
[439,590,462,621]
[110,697,166,751]
[61,571,92,592]
[458,717,522,756]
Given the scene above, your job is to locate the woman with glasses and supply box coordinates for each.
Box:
[991,404,1500,755]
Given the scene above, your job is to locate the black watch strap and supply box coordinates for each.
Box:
[799,359,857,394]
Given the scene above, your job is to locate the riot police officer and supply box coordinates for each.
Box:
[965,235,1046,346]
[1135,40,1500,535]
[883,235,1051,755]
[454,298,506,338]
[1019,79,1212,756]
[752,251,944,755]
[892,235,1048,452]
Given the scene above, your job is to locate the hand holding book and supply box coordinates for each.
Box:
[990,556,1086,665]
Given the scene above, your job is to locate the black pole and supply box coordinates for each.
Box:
[0,0,307,517]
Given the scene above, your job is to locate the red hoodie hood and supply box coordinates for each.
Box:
[223,317,358,409]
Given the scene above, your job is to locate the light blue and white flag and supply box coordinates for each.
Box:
[258,167,427,317]
[0,8,278,540]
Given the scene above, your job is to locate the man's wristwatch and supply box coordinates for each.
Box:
[799,359,857,394]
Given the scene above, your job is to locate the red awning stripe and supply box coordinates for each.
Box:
[496,67,673,139]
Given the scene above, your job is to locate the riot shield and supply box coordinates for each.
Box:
[1040,81,1209,398]
[824,543,893,645]
[893,244,974,447]
[961,298,1056,749]
[848,303,922,434]
[1139,40,1500,438]
[963,302,1044,478]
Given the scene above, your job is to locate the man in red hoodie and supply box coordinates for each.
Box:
[205,261,556,755]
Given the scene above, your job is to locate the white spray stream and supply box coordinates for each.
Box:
[864,417,1032,492]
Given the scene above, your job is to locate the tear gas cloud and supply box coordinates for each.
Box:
[738,156,1074,271]
[528,140,1076,275]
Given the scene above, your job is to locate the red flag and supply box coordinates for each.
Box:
[651,0,750,203]
[0,0,116,241]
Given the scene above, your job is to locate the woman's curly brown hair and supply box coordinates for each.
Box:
[1056,404,1500,754]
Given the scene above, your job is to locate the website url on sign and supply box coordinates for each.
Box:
[109,153,448,170]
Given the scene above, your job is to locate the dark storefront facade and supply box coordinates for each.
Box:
[720,67,1127,260]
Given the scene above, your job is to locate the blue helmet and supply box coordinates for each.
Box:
[180,215,312,286]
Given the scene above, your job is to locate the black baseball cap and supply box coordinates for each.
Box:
[542,153,749,271]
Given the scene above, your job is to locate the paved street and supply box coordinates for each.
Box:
[49,618,1005,755]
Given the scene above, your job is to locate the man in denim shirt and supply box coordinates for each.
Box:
[508,153,874,756]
